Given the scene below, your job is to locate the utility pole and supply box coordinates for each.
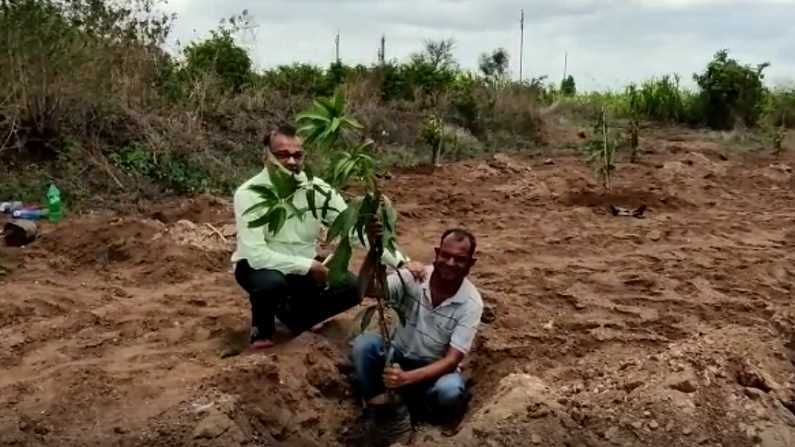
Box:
[378,34,386,65]
[335,30,340,64]
[563,51,568,83]
[519,9,525,83]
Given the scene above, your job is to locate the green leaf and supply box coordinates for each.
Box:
[296,112,331,123]
[247,213,271,229]
[313,98,333,114]
[317,97,337,115]
[247,184,279,202]
[319,186,334,220]
[333,90,345,114]
[380,196,398,233]
[244,185,279,215]
[267,162,300,199]
[306,188,318,219]
[329,117,341,134]
[269,205,288,234]
[327,237,353,287]
[327,198,361,243]
[340,158,358,185]
[355,194,378,247]
[342,117,363,129]
[247,203,289,234]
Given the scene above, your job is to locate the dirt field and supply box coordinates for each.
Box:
[2,129,795,446]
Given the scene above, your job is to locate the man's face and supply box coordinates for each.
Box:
[269,133,304,174]
[433,236,475,283]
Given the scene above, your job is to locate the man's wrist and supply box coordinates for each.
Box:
[403,369,421,386]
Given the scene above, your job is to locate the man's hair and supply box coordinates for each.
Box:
[263,124,298,149]
[440,228,477,257]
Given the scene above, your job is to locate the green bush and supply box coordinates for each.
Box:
[630,75,688,123]
[767,88,795,128]
[694,50,770,129]
[109,144,214,194]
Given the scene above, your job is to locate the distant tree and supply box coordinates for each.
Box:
[411,38,458,71]
[561,75,576,96]
[183,29,252,92]
[479,48,510,80]
[693,49,769,129]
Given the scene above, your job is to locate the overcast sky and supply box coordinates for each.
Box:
[163,0,795,91]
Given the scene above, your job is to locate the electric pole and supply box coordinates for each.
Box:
[335,30,340,64]
[563,51,568,83]
[519,9,525,83]
[378,34,386,65]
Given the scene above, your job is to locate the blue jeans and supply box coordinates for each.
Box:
[351,333,468,423]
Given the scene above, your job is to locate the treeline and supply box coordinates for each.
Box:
[1,0,792,205]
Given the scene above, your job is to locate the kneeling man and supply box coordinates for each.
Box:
[351,229,483,424]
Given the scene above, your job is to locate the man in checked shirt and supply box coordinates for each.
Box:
[351,229,483,425]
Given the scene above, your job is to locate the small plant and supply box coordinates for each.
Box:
[583,107,616,191]
[769,123,786,156]
[421,114,444,166]
[627,84,641,163]
[246,90,408,354]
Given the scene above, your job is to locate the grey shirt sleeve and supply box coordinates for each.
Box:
[449,298,483,355]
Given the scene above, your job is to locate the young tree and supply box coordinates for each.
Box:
[412,38,458,71]
[560,75,576,96]
[694,50,769,129]
[478,48,510,80]
[583,107,616,191]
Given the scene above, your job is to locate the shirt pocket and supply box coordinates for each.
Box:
[433,314,458,341]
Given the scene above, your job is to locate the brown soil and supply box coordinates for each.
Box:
[2,130,795,446]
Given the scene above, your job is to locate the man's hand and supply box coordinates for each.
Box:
[383,364,413,389]
[404,261,427,281]
[366,219,383,246]
[309,260,329,283]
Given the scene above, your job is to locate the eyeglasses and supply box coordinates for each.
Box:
[272,151,304,162]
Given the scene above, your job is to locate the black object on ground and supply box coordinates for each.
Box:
[3,220,38,247]
[609,204,647,218]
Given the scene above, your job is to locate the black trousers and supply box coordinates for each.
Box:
[234,259,361,341]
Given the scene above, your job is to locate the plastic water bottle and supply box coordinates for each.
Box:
[47,184,62,223]
[12,208,48,220]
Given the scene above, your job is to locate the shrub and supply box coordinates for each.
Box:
[0,0,172,157]
[694,50,770,129]
[767,87,795,128]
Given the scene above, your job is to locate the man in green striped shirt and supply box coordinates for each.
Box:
[232,125,417,351]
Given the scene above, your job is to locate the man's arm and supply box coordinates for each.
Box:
[234,187,315,275]
[384,298,483,388]
[383,347,464,389]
